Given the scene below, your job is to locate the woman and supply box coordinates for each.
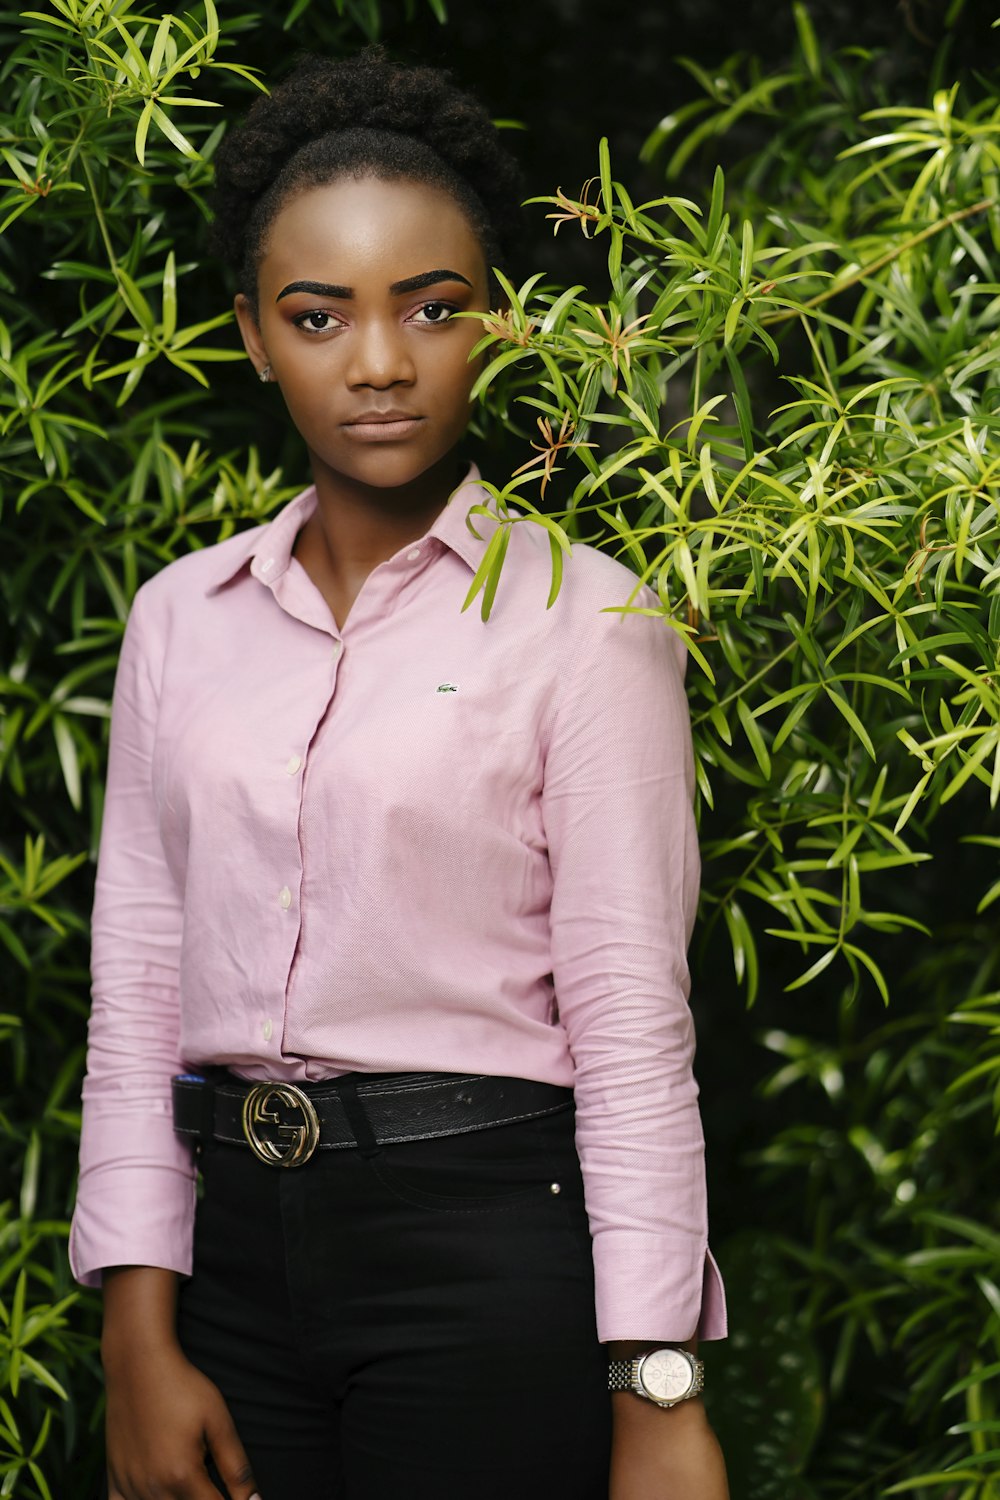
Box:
[71,48,729,1500]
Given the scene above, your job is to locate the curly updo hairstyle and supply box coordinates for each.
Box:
[211,48,525,315]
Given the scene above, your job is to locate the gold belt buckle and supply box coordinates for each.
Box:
[242,1082,320,1167]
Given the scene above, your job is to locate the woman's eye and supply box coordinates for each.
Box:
[411,302,455,324]
[295,310,339,332]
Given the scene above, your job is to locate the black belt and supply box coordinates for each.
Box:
[172,1070,573,1169]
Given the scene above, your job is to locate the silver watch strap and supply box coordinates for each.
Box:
[685,1357,706,1398]
[607,1358,635,1393]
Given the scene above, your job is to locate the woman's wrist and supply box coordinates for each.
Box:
[101,1265,182,1368]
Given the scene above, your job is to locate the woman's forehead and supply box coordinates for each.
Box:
[260,176,486,281]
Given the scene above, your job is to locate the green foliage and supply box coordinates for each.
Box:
[469,88,999,1014]
[1,1,998,1495]
[740,949,1000,1496]
[705,1230,824,1498]
[462,15,1000,1494]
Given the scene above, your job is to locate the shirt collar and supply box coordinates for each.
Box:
[203,462,498,595]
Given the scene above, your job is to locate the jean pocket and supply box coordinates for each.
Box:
[367,1109,577,1215]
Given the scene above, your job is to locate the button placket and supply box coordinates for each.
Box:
[258,579,344,1062]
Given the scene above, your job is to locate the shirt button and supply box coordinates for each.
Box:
[262,1018,273,1041]
[260,557,275,574]
[406,547,421,561]
[286,755,301,775]
[331,640,343,659]
[279,886,292,910]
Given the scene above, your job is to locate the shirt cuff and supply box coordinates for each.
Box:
[594,1236,729,1343]
[70,1105,197,1287]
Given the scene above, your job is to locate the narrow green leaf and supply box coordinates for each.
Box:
[161,251,177,341]
[793,1,821,76]
[736,696,771,779]
[824,685,876,760]
[598,136,613,215]
[543,530,565,609]
[786,945,839,991]
[0,921,30,970]
[19,1132,40,1221]
[51,715,81,810]
[150,105,199,160]
[844,942,889,1005]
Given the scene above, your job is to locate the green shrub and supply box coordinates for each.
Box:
[1,1,998,1494]
[460,10,999,1491]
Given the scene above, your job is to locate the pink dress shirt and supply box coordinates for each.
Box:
[70,465,727,1344]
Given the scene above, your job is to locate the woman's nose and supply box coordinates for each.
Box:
[346,320,416,389]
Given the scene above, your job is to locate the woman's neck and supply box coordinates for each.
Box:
[291,451,466,628]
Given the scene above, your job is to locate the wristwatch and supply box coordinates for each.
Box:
[607,1346,704,1407]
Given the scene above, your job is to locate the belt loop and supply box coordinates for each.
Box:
[337,1078,380,1158]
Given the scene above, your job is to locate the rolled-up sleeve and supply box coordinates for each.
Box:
[542,595,727,1343]
[70,586,196,1287]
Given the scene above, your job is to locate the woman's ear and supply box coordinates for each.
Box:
[234,292,269,377]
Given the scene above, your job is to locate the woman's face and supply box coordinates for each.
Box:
[235,175,491,495]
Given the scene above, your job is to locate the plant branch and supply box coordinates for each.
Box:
[761,197,995,326]
[80,154,119,279]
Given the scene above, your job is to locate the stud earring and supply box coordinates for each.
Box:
[259,365,271,384]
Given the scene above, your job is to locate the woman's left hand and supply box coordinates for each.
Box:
[609,1392,730,1500]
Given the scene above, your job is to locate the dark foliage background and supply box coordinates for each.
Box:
[2,1,998,1496]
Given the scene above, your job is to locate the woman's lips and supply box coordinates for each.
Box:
[342,415,424,441]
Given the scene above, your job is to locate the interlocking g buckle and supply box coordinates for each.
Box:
[242,1082,320,1167]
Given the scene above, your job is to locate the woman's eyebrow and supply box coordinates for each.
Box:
[275,269,473,304]
[390,269,473,295]
[277,279,351,302]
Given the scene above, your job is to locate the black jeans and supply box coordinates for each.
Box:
[175,1095,612,1499]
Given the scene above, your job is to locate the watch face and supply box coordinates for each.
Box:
[638,1349,694,1404]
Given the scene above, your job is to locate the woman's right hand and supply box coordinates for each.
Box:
[105,1344,259,1500]
[102,1266,261,1500]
